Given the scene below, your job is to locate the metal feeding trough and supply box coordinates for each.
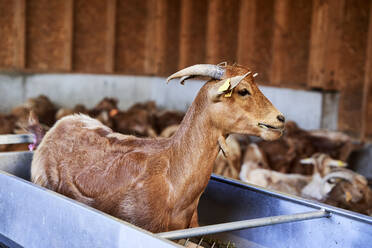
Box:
[0,135,372,248]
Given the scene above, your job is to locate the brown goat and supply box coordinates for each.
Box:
[155,110,184,134]
[240,146,348,198]
[12,95,56,126]
[31,64,285,233]
[89,97,119,129]
[257,121,357,175]
[56,104,88,120]
[324,169,372,216]
[159,124,180,138]
[113,101,157,137]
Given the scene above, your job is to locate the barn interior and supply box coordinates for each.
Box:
[0,1,372,247]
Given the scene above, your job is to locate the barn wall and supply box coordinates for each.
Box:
[0,0,371,139]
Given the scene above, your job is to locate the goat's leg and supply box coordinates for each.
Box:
[227,159,239,179]
[189,209,199,228]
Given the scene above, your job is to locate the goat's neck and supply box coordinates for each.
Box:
[169,97,222,203]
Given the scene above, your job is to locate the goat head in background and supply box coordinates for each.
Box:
[324,169,372,216]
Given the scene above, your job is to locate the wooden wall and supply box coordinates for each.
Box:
[0,0,371,140]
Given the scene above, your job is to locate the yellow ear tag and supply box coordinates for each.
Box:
[218,78,231,93]
[337,161,347,167]
[224,90,233,97]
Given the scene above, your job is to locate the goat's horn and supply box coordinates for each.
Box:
[323,170,354,183]
[167,64,225,83]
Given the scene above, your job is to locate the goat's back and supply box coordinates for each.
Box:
[31,114,170,210]
[244,167,310,196]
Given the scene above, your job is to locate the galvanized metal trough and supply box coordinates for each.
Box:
[0,134,371,248]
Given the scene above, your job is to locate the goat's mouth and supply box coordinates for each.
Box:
[258,123,284,131]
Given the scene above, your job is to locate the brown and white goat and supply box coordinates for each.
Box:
[31,64,285,233]
[324,170,372,216]
[240,147,348,198]
[240,144,310,195]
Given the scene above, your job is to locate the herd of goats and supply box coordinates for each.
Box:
[0,94,371,217]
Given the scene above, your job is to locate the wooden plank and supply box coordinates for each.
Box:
[206,0,241,65]
[105,0,116,73]
[337,0,371,138]
[364,78,372,141]
[14,0,25,69]
[237,0,256,69]
[161,0,181,76]
[270,0,312,87]
[63,0,73,71]
[270,0,289,86]
[0,0,25,69]
[143,0,181,76]
[73,0,109,73]
[0,0,16,68]
[307,0,345,90]
[361,1,372,141]
[116,0,151,74]
[144,0,165,75]
[179,0,208,68]
[237,0,275,83]
[26,0,71,71]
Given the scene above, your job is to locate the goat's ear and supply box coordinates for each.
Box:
[210,72,251,102]
[210,78,231,102]
[327,159,347,167]
[230,72,250,89]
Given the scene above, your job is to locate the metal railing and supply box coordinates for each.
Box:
[158,209,330,240]
[0,134,34,145]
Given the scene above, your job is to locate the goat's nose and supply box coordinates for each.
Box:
[277,115,285,123]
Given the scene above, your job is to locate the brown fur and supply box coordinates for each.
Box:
[12,95,56,126]
[257,121,358,175]
[56,104,88,120]
[325,170,372,216]
[88,98,119,128]
[113,101,157,137]
[0,114,16,135]
[31,65,284,233]
[155,110,184,134]
[159,124,179,138]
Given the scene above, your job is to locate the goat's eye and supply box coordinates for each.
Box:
[327,178,336,184]
[238,89,250,96]
[327,178,341,184]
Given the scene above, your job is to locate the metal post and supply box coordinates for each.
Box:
[0,134,34,145]
[157,209,330,240]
